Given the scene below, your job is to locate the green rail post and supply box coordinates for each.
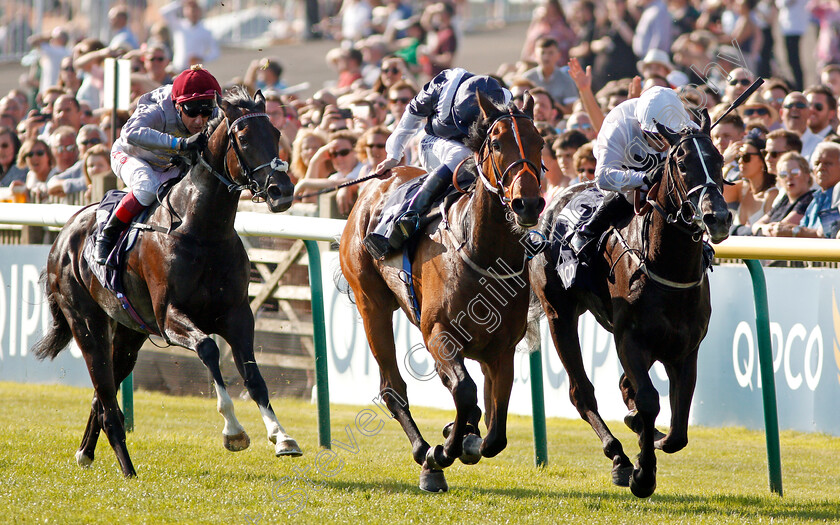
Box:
[120,373,134,432]
[304,240,331,449]
[529,349,548,467]
[744,259,783,496]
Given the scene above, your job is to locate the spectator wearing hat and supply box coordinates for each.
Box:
[523,37,579,114]
[636,49,673,81]
[160,0,220,72]
[740,92,780,131]
[802,85,837,162]
[95,65,221,266]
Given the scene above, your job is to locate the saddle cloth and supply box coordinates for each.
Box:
[549,186,605,289]
[83,190,156,293]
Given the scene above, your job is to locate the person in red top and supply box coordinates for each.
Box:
[336,48,363,89]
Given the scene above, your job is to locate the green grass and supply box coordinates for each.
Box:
[1,382,839,524]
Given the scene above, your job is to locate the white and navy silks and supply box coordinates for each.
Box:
[385,68,511,182]
[110,84,218,206]
[594,87,696,199]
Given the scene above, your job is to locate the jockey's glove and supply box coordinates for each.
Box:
[178,133,208,153]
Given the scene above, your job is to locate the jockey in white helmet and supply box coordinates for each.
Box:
[569,86,696,260]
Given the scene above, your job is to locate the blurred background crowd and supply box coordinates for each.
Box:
[1,0,839,241]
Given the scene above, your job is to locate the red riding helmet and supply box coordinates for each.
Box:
[171,65,221,103]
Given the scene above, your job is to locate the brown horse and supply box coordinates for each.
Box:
[529,110,732,498]
[32,87,302,477]
[340,93,544,492]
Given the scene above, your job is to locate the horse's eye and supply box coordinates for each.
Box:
[491,141,501,151]
[678,162,687,171]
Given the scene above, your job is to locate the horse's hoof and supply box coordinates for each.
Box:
[442,422,454,439]
[419,468,448,493]
[629,470,656,498]
[223,431,251,452]
[459,434,482,465]
[275,438,303,457]
[75,450,93,468]
[611,465,632,487]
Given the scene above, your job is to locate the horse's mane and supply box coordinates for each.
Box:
[464,100,521,152]
[203,85,258,139]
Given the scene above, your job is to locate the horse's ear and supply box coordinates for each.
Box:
[654,120,680,146]
[476,89,494,120]
[215,92,226,113]
[522,92,535,119]
[700,108,710,135]
[254,89,265,108]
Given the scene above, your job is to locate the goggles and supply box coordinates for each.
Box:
[180,99,216,118]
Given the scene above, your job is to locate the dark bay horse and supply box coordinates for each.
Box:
[529,110,732,498]
[340,92,545,492]
[32,87,301,477]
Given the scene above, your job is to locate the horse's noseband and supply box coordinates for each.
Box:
[199,112,288,201]
[475,111,541,206]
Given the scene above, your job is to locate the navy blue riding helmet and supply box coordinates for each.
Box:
[452,75,512,135]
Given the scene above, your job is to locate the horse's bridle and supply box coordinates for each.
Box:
[647,132,722,240]
[473,110,542,206]
[197,111,289,201]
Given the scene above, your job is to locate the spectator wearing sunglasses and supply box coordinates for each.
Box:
[372,55,411,96]
[751,152,814,237]
[385,80,418,130]
[566,111,596,141]
[729,130,779,235]
[47,124,107,197]
[572,142,597,184]
[723,68,755,105]
[764,129,803,175]
[95,66,221,266]
[760,78,791,116]
[143,44,174,86]
[294,130,363,215]
[17,138,55,202]
[780,91,811,136]
[49,126,80,176]
[787,142,840,238]
[739,93,780,131]
[802,85,837,162]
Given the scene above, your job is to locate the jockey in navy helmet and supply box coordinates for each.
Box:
[363,68,512,259]
[95,65,221,267]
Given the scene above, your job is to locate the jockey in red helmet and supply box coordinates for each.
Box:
[95,65,222,266]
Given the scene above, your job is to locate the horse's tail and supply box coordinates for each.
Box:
[31,269,73,361]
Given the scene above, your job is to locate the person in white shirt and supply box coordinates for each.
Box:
[777,0,808,90]
[160,0,220,72]
[570,87,696,260]
[27,28,71,97]
[801,85,837,162]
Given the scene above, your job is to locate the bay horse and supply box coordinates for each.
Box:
[340,92,545,492]
[529,110,732,498]
[32,87,302,477]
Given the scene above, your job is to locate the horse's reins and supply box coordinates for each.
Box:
[442,109,542,279]
[614,131,722,289]
[197,111,289,201]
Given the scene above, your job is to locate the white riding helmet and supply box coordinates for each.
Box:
[634,86,692,134]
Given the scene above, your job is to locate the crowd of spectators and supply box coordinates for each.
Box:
[3,0,840,246]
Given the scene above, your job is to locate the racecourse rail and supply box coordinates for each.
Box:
[4,204,840,496]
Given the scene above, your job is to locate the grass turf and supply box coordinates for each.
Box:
[0,382,838,524]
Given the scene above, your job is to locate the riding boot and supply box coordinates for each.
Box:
[569,192,634,263]
[395,173,451,242]
[95,192,146,268]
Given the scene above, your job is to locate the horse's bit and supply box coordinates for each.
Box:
[198,112,289,201]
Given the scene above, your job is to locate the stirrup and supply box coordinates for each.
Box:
[396,211,419,239]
